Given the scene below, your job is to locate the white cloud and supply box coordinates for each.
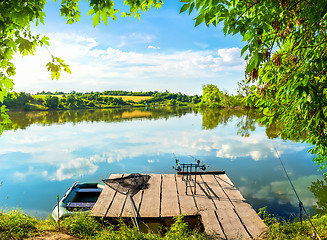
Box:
[148,45,160,49]
[129,32,154,43]
[12,32,246,94]
[194,41,209,49]
[217,47,242,63]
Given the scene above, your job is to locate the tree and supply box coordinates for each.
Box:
[202,84,221,104]
[180,0,327,169]
[44,95,59,109]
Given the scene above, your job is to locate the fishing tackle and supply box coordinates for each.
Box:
[274,145,321,240]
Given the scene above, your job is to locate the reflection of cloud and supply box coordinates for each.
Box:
[13,134,47,144]
[13,166,45,181]
[211,132,306,161]
[240,175,321,209]
[53,157,98,181]
[10,152,106,182]
[148,159,159,163]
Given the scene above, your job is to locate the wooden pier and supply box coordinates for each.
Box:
[92,173,267,239]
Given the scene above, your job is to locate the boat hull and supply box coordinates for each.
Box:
[52,182,104,221]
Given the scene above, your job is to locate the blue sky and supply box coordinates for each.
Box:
[13,1,246,95]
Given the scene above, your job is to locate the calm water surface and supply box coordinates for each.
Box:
[0,107,325,219]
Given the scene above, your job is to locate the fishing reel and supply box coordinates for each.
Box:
[172,158,182,172]
[199,163,207,171]
[192,156,209,171]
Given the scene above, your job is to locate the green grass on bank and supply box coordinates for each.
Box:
[0,210,206,240]
[1,209,327,239]
[258,207,327,239]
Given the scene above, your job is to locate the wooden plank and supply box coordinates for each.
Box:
[200,174,233,209]
[138,174,161,217]
[105,174,127,217]
[234,203,268,239]
[161,174,180,217]
[200,210,225,240]
[175,175,197,215]
[92,174,121,217]
[195,176,251,239]
[215,208,251,240]
[214,174,267,239]
[214,174,245,202]
[192,178,217,212]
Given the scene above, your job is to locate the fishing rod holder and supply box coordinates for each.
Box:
[173,161,208,195]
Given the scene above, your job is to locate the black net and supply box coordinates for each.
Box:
[102,173,151,196]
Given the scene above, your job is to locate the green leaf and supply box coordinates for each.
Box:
[263,108,269,115]
[194,14,204,27]
[246,57,255,73]
[241,45,248,56]
[92,12,101,27]
[243,31,253,41]
[180,3,190,13]
[189,2,195,15]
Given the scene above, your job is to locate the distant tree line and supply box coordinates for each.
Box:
[1,85,255,112]
[0,90,202,111]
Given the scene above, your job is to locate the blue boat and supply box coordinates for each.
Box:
[52,182,104,221]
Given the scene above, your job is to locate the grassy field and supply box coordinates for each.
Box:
[32,94,64,99]
[102,95,153,102]
[33,95,152,101]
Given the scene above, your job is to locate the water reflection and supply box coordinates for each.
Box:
[309,176,327,215]
[0,107,324,219]
[6,107,196,131]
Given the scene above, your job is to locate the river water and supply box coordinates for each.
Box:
[0,107,325,219]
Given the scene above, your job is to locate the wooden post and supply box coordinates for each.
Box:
[57,195,60,230]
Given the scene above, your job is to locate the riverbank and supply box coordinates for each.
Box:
[1,209,326,239]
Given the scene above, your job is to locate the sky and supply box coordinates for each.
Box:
[12,1,246,95]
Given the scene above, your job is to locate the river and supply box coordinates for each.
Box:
[0,107,325,219]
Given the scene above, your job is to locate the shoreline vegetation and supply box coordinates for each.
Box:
[0,209,326,239]
[0,89,249,112]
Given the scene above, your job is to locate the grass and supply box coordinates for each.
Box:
[0,209,56,239]
[60,213,206,240]
[1,208,327,239]
[0,210,205,240]
[258,207,327,239]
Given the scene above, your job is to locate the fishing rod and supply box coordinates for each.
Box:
[273,145,321,240]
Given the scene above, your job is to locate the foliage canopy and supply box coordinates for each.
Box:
[181,0,327,169]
